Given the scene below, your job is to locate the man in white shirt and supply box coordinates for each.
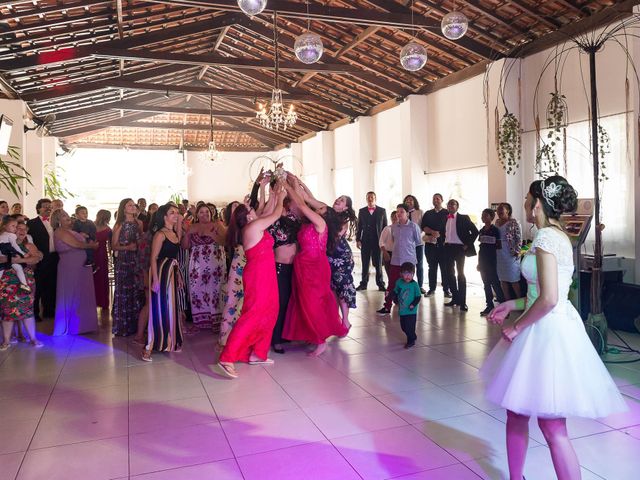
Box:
[27,199,58,320]
[442,199,478,312]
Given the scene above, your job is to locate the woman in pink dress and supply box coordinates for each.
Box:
[215,184,286,379]
[93,209,112,311]
[283,180,348,357]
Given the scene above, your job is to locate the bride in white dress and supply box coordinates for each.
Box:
[481,176,626,480]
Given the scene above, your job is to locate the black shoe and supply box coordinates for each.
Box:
[377,285,387,292]
[444,301,457,307]
[376,307,390,315]
[420,288,427,295]
[272,346,285,354]
[404,341,415,349]
[460,304,469,312]
[444,291,452,298]
[480,307,492,316]
[356,284,367,291]
[425,290,435,297]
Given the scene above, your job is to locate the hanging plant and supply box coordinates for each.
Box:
[536,92,567,176]
[43,162,74,200]
[498,112,522,174]
[597,124,610,181]
[0,145,32,197]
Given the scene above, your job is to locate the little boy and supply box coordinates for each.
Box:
[391,262,422,349]
[477,208,504,316]
[72,206,97,268]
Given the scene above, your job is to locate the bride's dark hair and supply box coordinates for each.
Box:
[529,175,578,220]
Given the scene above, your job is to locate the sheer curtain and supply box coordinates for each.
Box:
[374,158,402,215]
[556,113,634,258]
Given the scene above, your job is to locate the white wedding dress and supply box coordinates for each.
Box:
[481,227,627,418]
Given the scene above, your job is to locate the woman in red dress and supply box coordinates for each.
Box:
[93,209,112,312]
[283,179,348,357]
[215,184,286,379]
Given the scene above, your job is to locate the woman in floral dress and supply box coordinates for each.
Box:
[112,198,144,336]
[0,219,42,350]
[328,209,357,332]
[183,204,227,332]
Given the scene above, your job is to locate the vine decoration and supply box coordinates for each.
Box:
[597,124,610,181]
[536,91,567,176]
[497,111,522,175]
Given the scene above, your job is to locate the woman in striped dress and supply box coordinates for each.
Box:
[142,203,183,362]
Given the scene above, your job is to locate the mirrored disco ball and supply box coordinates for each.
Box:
[400,41,427,72]
[237,0,267,16]
[294,32,324,64]
[441,11,469,40]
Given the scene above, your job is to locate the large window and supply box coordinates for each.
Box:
[425,166,488,224]
[334,166,354,203]
[374,158,402,215]
[56,148,188,217]
[539,113,634,258]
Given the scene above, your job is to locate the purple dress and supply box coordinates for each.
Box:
[53,231,98,335]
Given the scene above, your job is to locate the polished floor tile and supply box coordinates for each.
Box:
[2,282,638,479]
[331,425,458,479]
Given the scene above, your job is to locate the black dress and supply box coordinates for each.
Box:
[147,235,183,352]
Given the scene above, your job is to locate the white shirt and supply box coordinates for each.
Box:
[41,216,55,252]
[445,213,463,245]
[379,225,394,252]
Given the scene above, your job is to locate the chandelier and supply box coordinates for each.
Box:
[256,11,297,130]
[205,94,221,162]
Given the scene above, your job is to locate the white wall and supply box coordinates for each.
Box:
[186,150,279,204]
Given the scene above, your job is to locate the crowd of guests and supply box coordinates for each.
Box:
[0,186,526,354]
[1,174,629,480]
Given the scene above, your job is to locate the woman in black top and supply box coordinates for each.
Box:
[143,203,183,362]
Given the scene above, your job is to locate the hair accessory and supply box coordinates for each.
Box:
[540,179,562,210]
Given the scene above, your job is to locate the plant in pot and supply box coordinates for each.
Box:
[0,145,31,196]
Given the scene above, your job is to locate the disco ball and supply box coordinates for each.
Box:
[400,41,427,72]
[237,0,267,17]
[294,31,324,64]
[441,11,469,40]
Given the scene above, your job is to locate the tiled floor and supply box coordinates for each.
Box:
[2,284,640,480]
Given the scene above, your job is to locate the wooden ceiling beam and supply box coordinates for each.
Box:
[507,1,561,29]
[57,121,248,133]
[0,0,111,22]
[0,46,366,73]
[238,19,406,96]
[150,0,495,58]
[64,142,274,151]
[96,79,362,118]
[54,101,257,121]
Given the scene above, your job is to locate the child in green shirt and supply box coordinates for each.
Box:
[391,262,422,348]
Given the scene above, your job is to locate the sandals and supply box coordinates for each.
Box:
[0,342,10,351]
[141,347,152,362]
[30,340,44,348]
[213,362,238,379]
[249,358,274,365]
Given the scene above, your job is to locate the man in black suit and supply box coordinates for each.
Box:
[356,191,387,291]
[442,199,478,311]
[26,198,58,320]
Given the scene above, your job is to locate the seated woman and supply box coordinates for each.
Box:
[51,209,99,336]
[0,221,43,350]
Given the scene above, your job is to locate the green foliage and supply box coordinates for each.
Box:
[0,145,32,197]
[169,192,183,205]
[43,162,74,200]
[535,92,567,176]
[597,124,610,181]
[497,112,521,175]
